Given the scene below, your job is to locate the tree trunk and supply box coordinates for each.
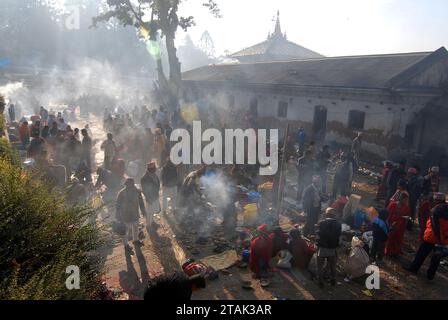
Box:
[165,32,182,106]
[156,56,169,93]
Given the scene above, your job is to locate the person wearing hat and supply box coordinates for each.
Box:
[423,166,440,195]
[249,224,273,279]
[385,191,410,257]
[316,207,341,287]
[406,193,448,280]
[116,178,147,249]
[140,161,161,227]
[407,167,423,231]
[389,178,408,205]
[303,175,325,236]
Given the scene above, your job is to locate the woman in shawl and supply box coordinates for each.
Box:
[289,226,315,271]
[385,192,410,256]
[249,224,272,278]
[376,161,392,201]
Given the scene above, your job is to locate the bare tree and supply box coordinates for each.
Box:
[92,0,221,109]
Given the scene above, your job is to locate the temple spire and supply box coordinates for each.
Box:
[272,10,284,39]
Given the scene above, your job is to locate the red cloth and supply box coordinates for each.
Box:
[385,201,409,255]
[249,234,272,275]
[183,262,206,277]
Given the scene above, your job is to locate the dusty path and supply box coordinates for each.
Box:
[72,116,189,299]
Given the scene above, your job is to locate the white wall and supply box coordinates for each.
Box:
[184,86,430,158]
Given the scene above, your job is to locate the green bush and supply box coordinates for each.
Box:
[0,137,20,166]
[0,159,104,300]
[0,114,20,165]
[0,114,5,132]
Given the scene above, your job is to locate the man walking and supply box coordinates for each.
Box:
[116,178,147,250]
[101,133,117,170]
[161,158,178,214]
[141,161,161,227]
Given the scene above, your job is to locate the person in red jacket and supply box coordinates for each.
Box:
[406,198,448,280]
[385,192,410,256]
[249,224,272,279]
[418,193,446,240]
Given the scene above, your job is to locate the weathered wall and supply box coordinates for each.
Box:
[182,83,440,160]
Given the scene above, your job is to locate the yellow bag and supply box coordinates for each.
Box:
[243,203,258,226]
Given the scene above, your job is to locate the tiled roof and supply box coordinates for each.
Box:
[230,36,323,61]
[184,48,448,89]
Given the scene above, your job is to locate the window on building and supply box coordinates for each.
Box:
[348,110,365,130]
[278,101,288,118]
[250,97,258,116]
[191,87,199,101]
[228,95,235,108]
[404,124,416,149]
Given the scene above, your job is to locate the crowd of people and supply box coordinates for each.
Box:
[4,100,448,297]
[246,129,448,289]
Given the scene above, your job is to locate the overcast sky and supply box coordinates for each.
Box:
[177,0,448,57]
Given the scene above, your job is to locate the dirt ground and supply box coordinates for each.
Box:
[76,116,448,301]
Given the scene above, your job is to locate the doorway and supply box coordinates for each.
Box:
[313,105,327,141]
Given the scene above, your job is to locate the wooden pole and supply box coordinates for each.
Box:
[276,123,290,221]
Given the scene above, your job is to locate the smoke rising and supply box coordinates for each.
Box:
[1,58,155,117]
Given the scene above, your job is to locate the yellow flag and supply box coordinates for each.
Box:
[140,25,150,41]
